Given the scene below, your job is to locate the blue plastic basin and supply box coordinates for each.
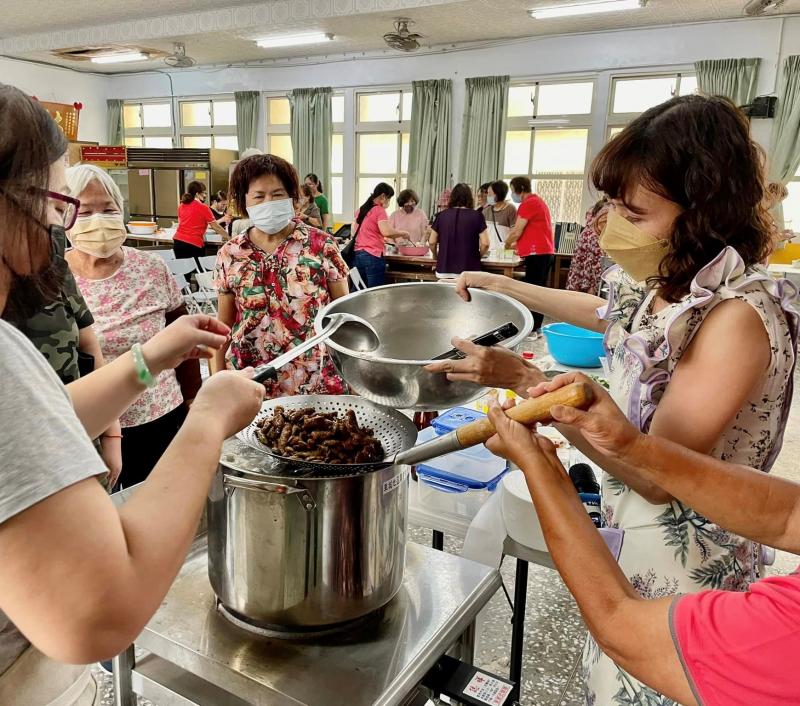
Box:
[542,323,605,368]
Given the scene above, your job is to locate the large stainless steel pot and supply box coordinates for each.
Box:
[316,282,534,411]
[208,438,408,629]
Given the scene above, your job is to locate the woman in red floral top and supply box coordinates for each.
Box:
[565,198,609,295]
[212,154,350,397]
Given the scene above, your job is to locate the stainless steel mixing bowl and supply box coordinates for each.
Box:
[315,282,534,410]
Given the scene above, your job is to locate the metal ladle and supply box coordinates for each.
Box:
[253,313,379,383]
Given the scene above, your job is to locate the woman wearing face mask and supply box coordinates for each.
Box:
[173,180,228,259]
[482,180,517,248]
[431,95,797,704]
[0,84,264,706]
[66,164,202,488]
[212,154,350,397]
[389,189,429,244]
[304,173,331,231]
[352,182,410,288]
[476,183,490,211]
[296,183,323,228]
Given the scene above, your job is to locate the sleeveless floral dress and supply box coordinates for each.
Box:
[584,247,799,705]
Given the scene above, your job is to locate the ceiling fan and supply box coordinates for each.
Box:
[743,0,787,15]
[164,43,196,68]
[383,19,424,52]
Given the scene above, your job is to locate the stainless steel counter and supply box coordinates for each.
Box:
[117,538,501,706]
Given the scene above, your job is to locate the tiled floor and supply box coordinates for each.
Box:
[95,360,800,706]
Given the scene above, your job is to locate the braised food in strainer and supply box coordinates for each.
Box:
[256,406,385,464]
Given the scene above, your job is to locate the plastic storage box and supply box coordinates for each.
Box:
[431,407,487,435]
[414,426,508,524]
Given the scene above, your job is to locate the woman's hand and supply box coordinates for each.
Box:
[189,369,265,440]
[485,399,564,475]
[449,271,506,301]
[141,315,230,376]
[424,338,546,397]
[530,372,642,461]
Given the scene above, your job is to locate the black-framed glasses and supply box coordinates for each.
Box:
[43,190,81,230]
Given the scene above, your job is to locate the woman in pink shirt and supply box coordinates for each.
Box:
[352,182,410,288]
[488,373,800,706]
[389,189,429,244]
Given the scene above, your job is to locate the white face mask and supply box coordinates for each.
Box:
[69,214,127,258]
[248,198,295,235]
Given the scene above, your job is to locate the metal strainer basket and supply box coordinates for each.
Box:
[237,395,419,476]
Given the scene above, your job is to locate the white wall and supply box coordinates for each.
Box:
[0,57,110,143]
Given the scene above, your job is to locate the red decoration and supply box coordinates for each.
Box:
[73,102,83,111]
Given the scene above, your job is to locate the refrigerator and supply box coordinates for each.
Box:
[126,148,238,227]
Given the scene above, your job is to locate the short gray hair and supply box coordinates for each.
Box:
[66,163,124,214]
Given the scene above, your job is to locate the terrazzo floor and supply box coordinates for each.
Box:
[92,353,800,706]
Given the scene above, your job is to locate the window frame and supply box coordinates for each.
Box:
[122,99,175,147]
[354,87,412,215]
[502,78,595,223]
[177,95,238,150]
[607,71,697,129]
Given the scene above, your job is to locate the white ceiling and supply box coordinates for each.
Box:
[1,0,799,73]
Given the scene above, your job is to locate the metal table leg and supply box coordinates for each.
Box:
[112,645,136,706]
[432,530,444,551]
[509,558,528,703]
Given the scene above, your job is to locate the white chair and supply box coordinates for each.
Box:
[194,271,218,315]
[168,259,198,277]
[172,273,201,314]
[153,249,176,263]
[196,255,218,272]
[349,268,368,291]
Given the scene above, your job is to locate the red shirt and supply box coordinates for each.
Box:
[670,569,800,705]
[174,199,215,248]
[515,194,554,257]
[355,205,389,258]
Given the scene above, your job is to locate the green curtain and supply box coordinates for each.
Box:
[408,79,453,216]
[694,58,761,105]
[458,76,509,190]
[289,87,332,193]
[769,55,800,226]
[234,91,260,154]
[106,99,123,146]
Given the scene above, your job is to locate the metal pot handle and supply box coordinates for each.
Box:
[223,474,316,510]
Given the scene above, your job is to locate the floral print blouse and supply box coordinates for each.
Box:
[74,247,184,428]
[213,222,349,398]
[582,247,799,706]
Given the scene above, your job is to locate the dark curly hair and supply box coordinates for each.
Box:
[230,154,299,217]
[591,94,772,303]
[397,188,419,207]
[448,183,475,209]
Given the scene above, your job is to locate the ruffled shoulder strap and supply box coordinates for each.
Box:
[596,264,648,329]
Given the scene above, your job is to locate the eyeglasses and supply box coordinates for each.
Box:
[43,190,81,230]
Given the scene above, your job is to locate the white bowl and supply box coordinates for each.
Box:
[127,222,157,235]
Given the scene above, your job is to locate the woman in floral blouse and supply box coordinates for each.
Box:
[438,96,798,705]
[212,154,349,398]
[566,198,608,294]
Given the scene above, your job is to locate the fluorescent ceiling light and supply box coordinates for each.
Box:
[529,0,644,20]
[256,32,333,49]
[91,52,147,64]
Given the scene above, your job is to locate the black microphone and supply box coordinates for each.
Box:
[569,463,601,528]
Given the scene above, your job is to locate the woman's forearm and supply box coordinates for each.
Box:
[556,424,673,504]
[623,435,800,553]
[490,277,607,333]
[67,351,147,440]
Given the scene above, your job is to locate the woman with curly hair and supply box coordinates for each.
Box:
[432,95,798,704]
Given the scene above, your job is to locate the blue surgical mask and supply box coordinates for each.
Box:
[486,196,496,206]
[511,193,522,204]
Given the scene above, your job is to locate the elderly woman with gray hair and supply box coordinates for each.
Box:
[65,164,202,487]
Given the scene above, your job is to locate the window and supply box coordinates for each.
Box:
[122,101,174,147]
[784,165,800,233]
[264,94,345,215]
[503,81,594,223]
[355,90,412,213]
[608,72,696,126]
[179,98,238,151]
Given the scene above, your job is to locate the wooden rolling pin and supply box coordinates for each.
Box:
[395,382,594,466]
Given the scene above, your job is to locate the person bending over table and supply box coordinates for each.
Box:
[487,372,800,706]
